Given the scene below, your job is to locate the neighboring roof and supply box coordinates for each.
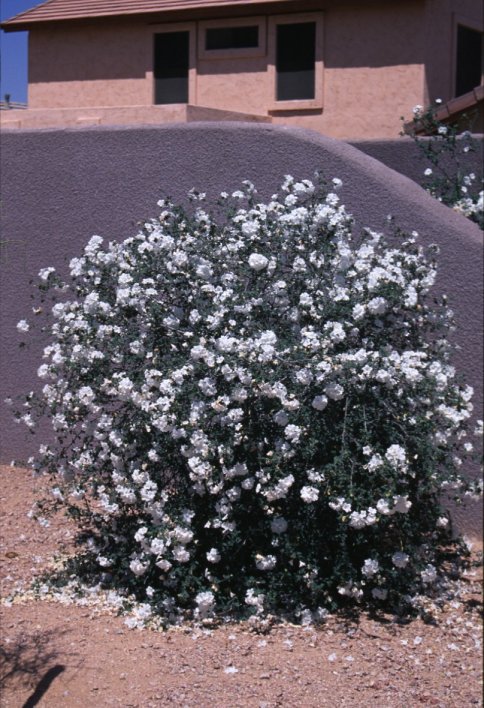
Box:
[407,85,484,135]
[1,0,297,30]
[433,85,484,123]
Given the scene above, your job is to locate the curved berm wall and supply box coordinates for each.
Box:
[0,123,482,536]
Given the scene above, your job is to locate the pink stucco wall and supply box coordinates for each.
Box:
[28,22,152,108]
[19,0,484,138]
[272,2,426,138]
[423,0,484,105]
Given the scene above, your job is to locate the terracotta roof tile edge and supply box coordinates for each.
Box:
[433,86,484,122]
[403,86,484,135]
[2,0,57,26]
[1,0,297,30]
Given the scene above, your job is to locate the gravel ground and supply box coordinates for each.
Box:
[1,465,482,707]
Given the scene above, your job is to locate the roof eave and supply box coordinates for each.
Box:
[0,0,303,32]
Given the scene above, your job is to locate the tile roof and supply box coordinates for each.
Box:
[2,0,295,29]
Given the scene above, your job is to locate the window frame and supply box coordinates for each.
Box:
[452,13,484,98]
[198,16,266,60]
[151,22,196,105]
[268,12,324,112]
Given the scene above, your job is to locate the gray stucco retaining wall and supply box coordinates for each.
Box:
[0,123,482,536]
[351,135,484,187]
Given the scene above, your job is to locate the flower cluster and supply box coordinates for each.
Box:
[404,103,483,229]
[17,174,481,622]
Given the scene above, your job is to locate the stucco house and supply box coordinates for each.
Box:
[1,0,483,138]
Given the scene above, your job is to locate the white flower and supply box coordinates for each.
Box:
[117,486,136,504]
[349,511,367,529]
[39,266,56,281]
[299,292,313,307]
[392,551,409,568]
[352,303,366,320]
[307,469,325,483]
[199,377,217,397]
[16,319,30,333]
[150,538,165,555]
[140,480,157,502]
[292,256,307,272]
[393,495,412,514]
[134,527,148,542]
[424,168,433,176]
[327,322,346,343]
[217,335,238,353]
[206,548,221,563]
[117,377,134,397]
[385,445,408,470]
[155,558,172,572]
[248,253,269,271]
[172,546,190,563]
[312,395,328,411]
[295,368,313,385]
[78,386,95,405]
[97,556,112,568]
[265,474,294,502]
[245,588,265,611]
[284,424,302,443]
[130,559,149,576]
[325,382,344,400]
[300,486,319,503]
[362,558,379,577]
[255,554,277,571]
[195,590,215,616]
[173,527,194,544]
[196,261,213,279]
[273,410,289,426]
[367,297,387,315]
[293,179,315,196]
[271,517,288,534]
[421,564,437,584]
[329,497,346,512]
[367,454,384,472]
[85,234,104,253]
[294,609,310,626]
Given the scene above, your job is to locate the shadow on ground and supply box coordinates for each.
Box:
[0,627,73,706]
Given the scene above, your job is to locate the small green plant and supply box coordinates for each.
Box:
[402,101,483,229]
[15,175,482,626]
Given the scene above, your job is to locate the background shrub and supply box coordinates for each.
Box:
[402,102,483,228]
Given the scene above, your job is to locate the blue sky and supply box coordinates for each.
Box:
[1,0,40,103]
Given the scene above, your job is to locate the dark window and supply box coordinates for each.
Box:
[276,22,316,101]
[154,32,189,104]
[206,25,259,51]
[455,25,483,97]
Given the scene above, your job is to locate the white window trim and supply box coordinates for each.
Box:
[268,12,324,112]
[150,22,197,105]
[198,16,266,60]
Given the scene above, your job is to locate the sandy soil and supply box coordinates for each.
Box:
[1,465,482,708]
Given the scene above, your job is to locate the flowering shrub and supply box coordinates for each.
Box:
[403,102,483,229]
[17,175,482,624]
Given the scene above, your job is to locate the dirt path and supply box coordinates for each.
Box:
[1,465,482,707]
